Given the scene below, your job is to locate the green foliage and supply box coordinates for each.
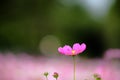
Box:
[0,0,120,57]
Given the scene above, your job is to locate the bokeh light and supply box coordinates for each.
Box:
[39,35,61,57]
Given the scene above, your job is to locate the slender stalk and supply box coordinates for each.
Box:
[72,56,76,80]
[46,76,48,80]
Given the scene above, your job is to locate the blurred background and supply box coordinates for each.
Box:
[0,0,120,80]
[0,0,120,58]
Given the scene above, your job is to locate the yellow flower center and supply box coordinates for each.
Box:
[72,50,75,55]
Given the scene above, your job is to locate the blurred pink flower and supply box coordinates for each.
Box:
[104,49,120,60]
[0,51,120,80]
[58,43,86,56]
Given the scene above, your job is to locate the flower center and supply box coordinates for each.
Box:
[72,50,75,55]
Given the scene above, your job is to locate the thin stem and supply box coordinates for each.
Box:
[72,56,76,80]
[46,76,48,80]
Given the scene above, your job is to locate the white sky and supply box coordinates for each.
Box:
[61,0,115,20]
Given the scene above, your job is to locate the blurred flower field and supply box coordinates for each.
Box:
[0,0,120,80]
[0,49,120,80]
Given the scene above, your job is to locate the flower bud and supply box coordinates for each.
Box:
[96,77,101,80]
[93,73,101,80]
[53,72,59,79]
[44,72,49,77]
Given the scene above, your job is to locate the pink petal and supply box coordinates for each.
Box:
[73,43,81,54]
[58,47,64,54]
[80,43,86,53]
[62,45,72,55]
[73,43,86,54]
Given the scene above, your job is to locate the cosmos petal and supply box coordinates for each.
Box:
[73,43,81,52]
[73,43,86,54]
[62,45,72,55]
[79,43,86,53]
[58,47,64,54]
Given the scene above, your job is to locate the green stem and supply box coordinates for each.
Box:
[72,56,76,80]
[46,76,48,80]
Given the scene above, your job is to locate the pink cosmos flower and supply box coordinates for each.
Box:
[58,43,86,56]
